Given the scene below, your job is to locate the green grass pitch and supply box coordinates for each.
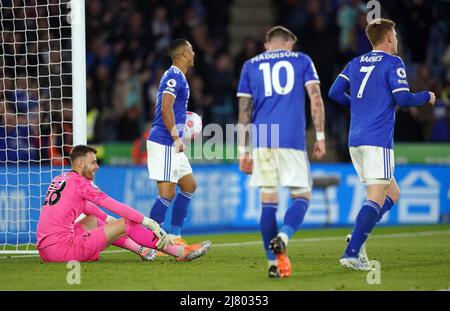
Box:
[1,224,449,290]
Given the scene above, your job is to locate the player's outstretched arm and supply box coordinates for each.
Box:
[82,201,108,221]
[306,83,327,160]
[237,96,253,174]
[98,196,170,249]
[329,76,351,107]
[82,201,117,223]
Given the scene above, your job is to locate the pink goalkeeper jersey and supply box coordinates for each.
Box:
[36,171,144,249]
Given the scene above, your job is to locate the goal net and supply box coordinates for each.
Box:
[0,0,85,254]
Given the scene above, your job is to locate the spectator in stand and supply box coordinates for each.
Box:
[189,75,213,126]
[234,37,262,80]
[431,82,450,142]
[132,123,151,165]
[208,53,235,128]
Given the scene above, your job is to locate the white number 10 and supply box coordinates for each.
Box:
[259,61,295,97]
[357,65,375,98]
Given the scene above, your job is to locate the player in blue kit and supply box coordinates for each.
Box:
[147,39,210,258]
[237,26,327,278]
[329,19,435,270]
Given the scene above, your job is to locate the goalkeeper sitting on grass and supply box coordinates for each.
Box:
[36,144,211,263]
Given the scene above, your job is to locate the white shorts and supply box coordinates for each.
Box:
[349,145,394,185]
[147,140,193,183]
[249,148,312,190]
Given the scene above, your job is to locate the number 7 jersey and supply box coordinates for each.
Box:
[237,49,320,151]
[339,50,410,149]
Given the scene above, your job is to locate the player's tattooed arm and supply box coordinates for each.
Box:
[307,83,327,159]
[238,97,253,149]
[306,83,325,133]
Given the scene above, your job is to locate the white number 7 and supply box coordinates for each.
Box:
[357,66,375,98]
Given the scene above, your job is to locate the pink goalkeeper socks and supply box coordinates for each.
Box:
[98,217,146,254]
[124,220,184,257]
[112,236,142,254]
[125,220,159,249]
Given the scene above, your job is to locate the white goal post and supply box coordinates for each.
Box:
[0,0,86,254]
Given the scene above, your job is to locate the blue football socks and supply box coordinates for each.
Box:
[279,197,309,240]
[377,196,394,222]
[345,200,381,257]
[260,203,278,260]
[170,191,193,236]
[150,195,172,224]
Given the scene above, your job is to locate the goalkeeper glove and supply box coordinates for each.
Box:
[105,215,116,223]
[141,217,171,250]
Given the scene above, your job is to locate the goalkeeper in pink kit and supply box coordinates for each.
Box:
[36,145,211,263]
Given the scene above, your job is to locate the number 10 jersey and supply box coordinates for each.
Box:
[237,49,320,151]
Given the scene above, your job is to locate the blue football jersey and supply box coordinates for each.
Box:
[237,49,320,150]
[149,66,190,146]
[340,50,410,149]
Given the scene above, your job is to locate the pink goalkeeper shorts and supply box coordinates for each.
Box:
[38,223,107,263]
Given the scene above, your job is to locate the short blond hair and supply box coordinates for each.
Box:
[266,26,298,43]
[365,18,396,46]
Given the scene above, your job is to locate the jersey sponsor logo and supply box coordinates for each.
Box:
[397,79,408,85]
[360,55,383,63]
[165,86,176,93]
[396,68,407,78]
[167,79,177,87]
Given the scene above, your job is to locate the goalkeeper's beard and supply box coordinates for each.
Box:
[81,167,96,180]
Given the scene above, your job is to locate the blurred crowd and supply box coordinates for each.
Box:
[0,0,72,164]
[1,0,449,165]
[84,0,233,143]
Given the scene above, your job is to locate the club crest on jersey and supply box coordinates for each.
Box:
[167,79,177,87]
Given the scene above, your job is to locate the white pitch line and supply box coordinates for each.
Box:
[211,230,450,247]
[1,230,449,259]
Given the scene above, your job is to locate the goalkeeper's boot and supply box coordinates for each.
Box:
[346,233,369,266]
[339,253,372,271]
[176,240,212,262]
[138,247,156,261]
[155,250,168,257]
[156,236,188,257]
[157,236,188,257]
[268,265,281,278]
[171,236,188,247]
[269,236,292,278]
